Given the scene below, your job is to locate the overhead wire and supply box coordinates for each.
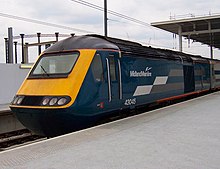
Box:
[70,0,151,27]
[0,12,93,33]
[0,1,151,34]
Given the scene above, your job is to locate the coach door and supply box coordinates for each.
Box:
[106,52,122,103]
[183,65,195,93]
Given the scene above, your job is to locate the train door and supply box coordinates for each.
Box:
[210,61,215,89]
[183,65,195,93]
[105,52,122,106]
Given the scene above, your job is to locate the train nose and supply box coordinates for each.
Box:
[11,108,73,137]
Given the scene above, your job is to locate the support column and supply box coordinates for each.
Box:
[20,34,25,64]
[24,43,29,64]
[208,22,214,59]
[14,42,18,64]
[4,38,8,63]
[37,33,41,55]
[210,45,213,59]
[210,37,214,59]
[178,25,183,52]
[55,32,59,42]
[8,27,13,63]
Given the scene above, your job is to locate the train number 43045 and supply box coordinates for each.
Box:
[124,98,136,106]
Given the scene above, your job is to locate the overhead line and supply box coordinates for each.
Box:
[0,12,93,33]
[70,0,151,27]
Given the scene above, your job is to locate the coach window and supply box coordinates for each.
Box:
[109,55,116,81]
[91,53,104,82]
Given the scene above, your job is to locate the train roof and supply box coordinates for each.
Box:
[44,35,120,52]
[44,34,210,63]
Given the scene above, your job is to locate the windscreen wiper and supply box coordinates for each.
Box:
[40,65,49,77]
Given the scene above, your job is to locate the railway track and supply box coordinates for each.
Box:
[0,129,45,151]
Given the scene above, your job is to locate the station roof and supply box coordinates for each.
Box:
[151,14,220,50]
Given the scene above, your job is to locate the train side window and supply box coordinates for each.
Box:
[109,55,116,81]
[91,54,104,82]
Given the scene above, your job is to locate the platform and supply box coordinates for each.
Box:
[0,104,25,134]
[0,104,10,114]
[1,92,220,169]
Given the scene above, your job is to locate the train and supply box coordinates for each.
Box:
[10,34,220,137]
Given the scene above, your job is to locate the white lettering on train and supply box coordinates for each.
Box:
[130,67,152,77]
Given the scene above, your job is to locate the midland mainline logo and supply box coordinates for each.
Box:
[130,67,152,77]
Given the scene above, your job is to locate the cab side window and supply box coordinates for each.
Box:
[109,55,116,81]
[91,54,104,82]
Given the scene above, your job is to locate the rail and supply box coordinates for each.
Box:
[0,129,45,151]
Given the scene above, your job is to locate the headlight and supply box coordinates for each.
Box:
[49,98,58,106]
[12,96,19,105]
[57,98,67,106]
[17,97,24,105]
[12,96,24,105]
[42,97,50,105]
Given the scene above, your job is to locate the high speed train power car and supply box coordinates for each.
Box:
[10,34,220,137]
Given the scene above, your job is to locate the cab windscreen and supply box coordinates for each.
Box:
[29,52,79,78]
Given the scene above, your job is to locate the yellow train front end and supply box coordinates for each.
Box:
[10,49,96,136]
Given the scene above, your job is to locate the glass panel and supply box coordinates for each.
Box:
[91,54,104,82]
[31,52,79,76]
[109,55,116,81]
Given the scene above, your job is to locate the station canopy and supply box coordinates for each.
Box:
[151,14,220,50]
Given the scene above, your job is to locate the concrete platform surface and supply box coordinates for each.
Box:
[1,92,220,169]
[0,104,10,113]
[0,104,25,134]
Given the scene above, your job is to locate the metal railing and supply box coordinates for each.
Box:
[170,12,220,20]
